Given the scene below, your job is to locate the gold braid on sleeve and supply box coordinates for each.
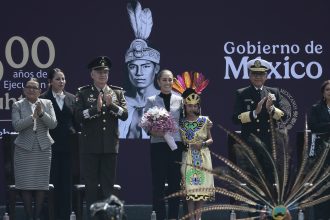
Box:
[238,111,251,123]
[272,107,284,120]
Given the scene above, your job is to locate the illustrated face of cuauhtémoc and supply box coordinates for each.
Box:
[127,59,159,89]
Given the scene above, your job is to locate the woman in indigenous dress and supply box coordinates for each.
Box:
[180,88,214,220]
[172,72,213,220]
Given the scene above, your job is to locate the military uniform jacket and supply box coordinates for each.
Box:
[232,85,284,143]
[75,85,128,154]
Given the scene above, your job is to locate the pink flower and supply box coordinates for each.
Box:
[139,106,178,133]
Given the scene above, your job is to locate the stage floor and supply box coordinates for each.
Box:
[0,204,236,220]
[0,204,315,219]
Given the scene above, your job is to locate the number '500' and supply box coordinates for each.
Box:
[0,36,55,80]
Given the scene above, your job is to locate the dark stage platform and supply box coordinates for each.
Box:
[0,204,317,220]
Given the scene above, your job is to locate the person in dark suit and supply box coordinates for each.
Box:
[40,68,78,220]
[232,58,285,148]
[74,56,128,219]
[232,58,285,192]
[308,80,330,133]
[144,69,184,220]
[308,80,330,220]
[12,78,57,220]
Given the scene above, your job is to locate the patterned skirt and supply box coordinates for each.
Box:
[14,137,52,190]
[181,147,214,201]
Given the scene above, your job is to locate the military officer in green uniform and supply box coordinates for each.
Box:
[75,56,128,219]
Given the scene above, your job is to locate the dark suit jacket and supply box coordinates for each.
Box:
[232,85,284,144]
[308,100,330,133]
[40,89,78,152]
[308,100,330,218]
[74,84,128,154]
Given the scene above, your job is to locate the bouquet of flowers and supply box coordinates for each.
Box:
[139,106,178,150]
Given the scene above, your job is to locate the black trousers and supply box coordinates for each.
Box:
[150,142,183,220]
[81,153,117,220]
[50,151,72,220]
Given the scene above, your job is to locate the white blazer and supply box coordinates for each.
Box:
[144,93,183,143]
[11,98,57,151]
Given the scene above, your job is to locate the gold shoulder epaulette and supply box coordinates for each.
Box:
[78,85,91,91]
[109,85,123,90]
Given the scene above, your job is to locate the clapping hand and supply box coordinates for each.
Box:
[97,92,103,112]
[33,102,43,118]
[266,93,275,111]
[104,93,112,107]
[255,97,267,115]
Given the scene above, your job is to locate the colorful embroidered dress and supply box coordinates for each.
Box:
[180,116,214,201]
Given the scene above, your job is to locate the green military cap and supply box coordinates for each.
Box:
[88,56,112,70]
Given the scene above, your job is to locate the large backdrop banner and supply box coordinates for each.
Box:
[0,0,329,203]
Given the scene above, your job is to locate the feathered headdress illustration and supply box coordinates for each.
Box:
[166,116,330,220]
[172,71,209,105]
[125,1,160,64]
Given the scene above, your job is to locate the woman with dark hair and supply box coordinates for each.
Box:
[12,78,57,220]
[308,80,330,133]
[40,68,78,220]
[308,79,330,220]
[144,69,184,220]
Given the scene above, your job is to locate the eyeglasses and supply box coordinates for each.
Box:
[24,86,40,90]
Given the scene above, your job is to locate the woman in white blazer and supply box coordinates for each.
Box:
[12,78,57,220]
[144,70,183,220]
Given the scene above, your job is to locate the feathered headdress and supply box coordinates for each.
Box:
[172,71,209,104]
[125,1,160,64]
